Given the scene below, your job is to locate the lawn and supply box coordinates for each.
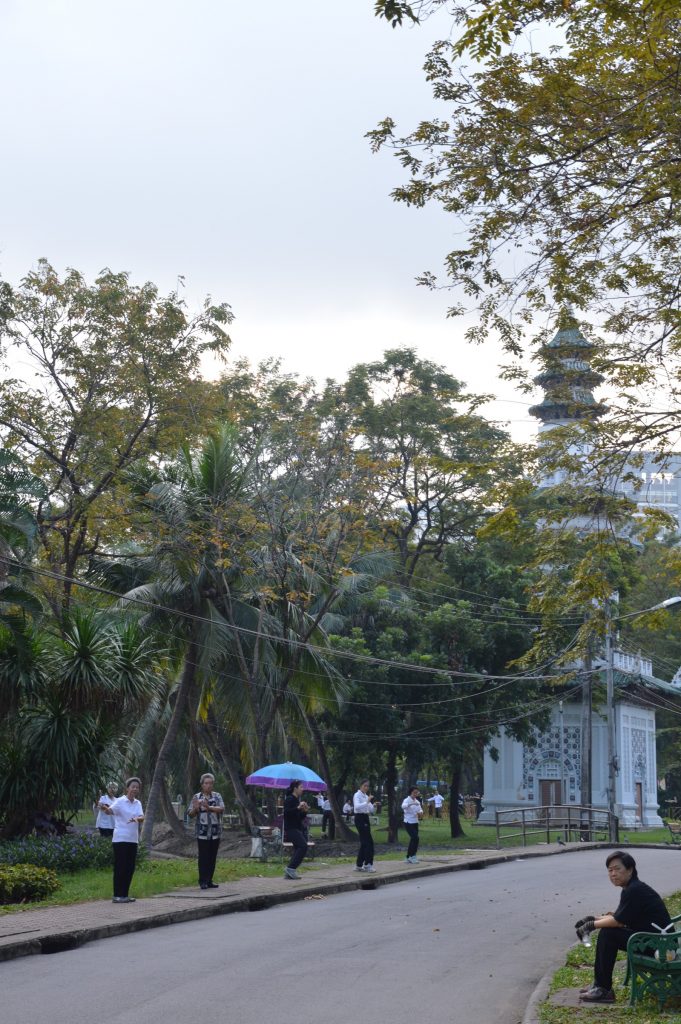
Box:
[0,857,293,916]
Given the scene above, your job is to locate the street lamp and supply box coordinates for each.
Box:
[605,595,681,841]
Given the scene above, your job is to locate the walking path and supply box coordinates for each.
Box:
[0,842,607,962]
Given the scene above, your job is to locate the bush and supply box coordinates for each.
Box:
[0,863,60,903]
[0,832,145,873]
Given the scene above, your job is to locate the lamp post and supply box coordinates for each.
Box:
[605,595,681,842]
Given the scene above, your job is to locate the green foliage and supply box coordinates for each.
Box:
[370,2,681,452]
[0,863,59,903]
[0,833,146,872]
[0,260,233,611]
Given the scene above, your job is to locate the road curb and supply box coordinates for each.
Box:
[0,842,611,963]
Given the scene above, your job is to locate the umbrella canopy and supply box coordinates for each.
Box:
[245,761,326,791]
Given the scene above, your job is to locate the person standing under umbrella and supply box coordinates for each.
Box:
[188,773,225,889]
[353,780,379,873]
[283,779,310,879]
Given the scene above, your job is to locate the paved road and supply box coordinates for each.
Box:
[2,848,680,1024]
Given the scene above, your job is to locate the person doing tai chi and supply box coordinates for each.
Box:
[283,780,310,880]
[353,780,380,873]
[188,772,224,889]
[100,777,145,903]
[401,785,423,863]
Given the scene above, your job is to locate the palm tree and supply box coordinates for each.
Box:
[94,425,256,845]
[0,609,160,837]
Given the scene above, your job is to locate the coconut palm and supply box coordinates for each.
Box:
[93,424,257,844]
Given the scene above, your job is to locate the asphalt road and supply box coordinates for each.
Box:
[2,849,680,1024]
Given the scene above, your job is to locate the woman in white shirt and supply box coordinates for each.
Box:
[353,780,379,873]
[401,785,423,863]
[94,783,118,837]
[100,776,145,903]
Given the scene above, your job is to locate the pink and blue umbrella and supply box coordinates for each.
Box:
[245,761,326,791]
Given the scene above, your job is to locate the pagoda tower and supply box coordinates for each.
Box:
[529,313,607,488]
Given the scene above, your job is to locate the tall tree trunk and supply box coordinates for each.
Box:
[142,645,197,848]
[160,777,187,840]
[305,711,354,841]
[199,717,264,829]
[449,760,465,839]
[386,744,399,843]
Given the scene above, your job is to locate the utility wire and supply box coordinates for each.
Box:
[0,556,582,683]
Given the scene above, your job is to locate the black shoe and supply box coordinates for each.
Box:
[580,987,615,1003]
[207,882,219,888]
[200,883,209,890]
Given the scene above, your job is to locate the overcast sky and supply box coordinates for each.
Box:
[1,1,538,438]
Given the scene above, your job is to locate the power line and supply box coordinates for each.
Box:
[1,555,582,683]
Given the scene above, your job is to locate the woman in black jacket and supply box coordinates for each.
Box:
[283,779,309,879]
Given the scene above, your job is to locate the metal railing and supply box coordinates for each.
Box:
[495,805,618,849]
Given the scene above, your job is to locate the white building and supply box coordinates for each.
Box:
[480,316,677,828]
[480,654,674,827]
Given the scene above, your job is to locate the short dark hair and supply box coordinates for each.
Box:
[287,779,302,795]
[409,785,420,795]
[606,850,638,877]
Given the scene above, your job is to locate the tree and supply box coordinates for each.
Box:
[0,448,45,634]
[335,348,517,580]
[369,2,681,450]
[94,424,257,845]
[0,261,233,614]
[0,609,159,837]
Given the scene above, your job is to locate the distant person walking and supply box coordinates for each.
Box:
[283,779,310,880]
[353,780,379,873]
[100,777,144,903]
[321,792,335,840]
[188,772,225,889]
[94,783,118,837]
[342,797,353,822]
[401,786,423,863]
[427,790,444,819]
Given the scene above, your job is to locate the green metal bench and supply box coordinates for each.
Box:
[627,919,681,1010]
[666,822,681,845]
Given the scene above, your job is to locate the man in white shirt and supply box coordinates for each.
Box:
[401,786,423,863]
[427,791,445,819]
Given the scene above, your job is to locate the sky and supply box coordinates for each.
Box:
[0,0,539,439]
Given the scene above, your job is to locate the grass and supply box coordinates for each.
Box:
[2,813,673,917]
[0,857,295,916]
[538,892,681,1022]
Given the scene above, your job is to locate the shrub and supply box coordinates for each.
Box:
[0,832,145,873]
[0,863,60,903]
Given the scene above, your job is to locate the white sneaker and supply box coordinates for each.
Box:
[364,864,376,873]
[410,857,419,863]
[354,865,365,872]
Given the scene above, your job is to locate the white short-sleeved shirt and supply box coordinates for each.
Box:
[401,796,423,825]
[95,794,116,829]
[109,796,144,843]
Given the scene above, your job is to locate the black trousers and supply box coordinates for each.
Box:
[286,828,308,870]
[98,827,114,838]
[113,842,138,898]
[355,814,374,867]
[405,822,419,858]
[594,927,635,989]
[322,810,335,839]
[197,838,220,884]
